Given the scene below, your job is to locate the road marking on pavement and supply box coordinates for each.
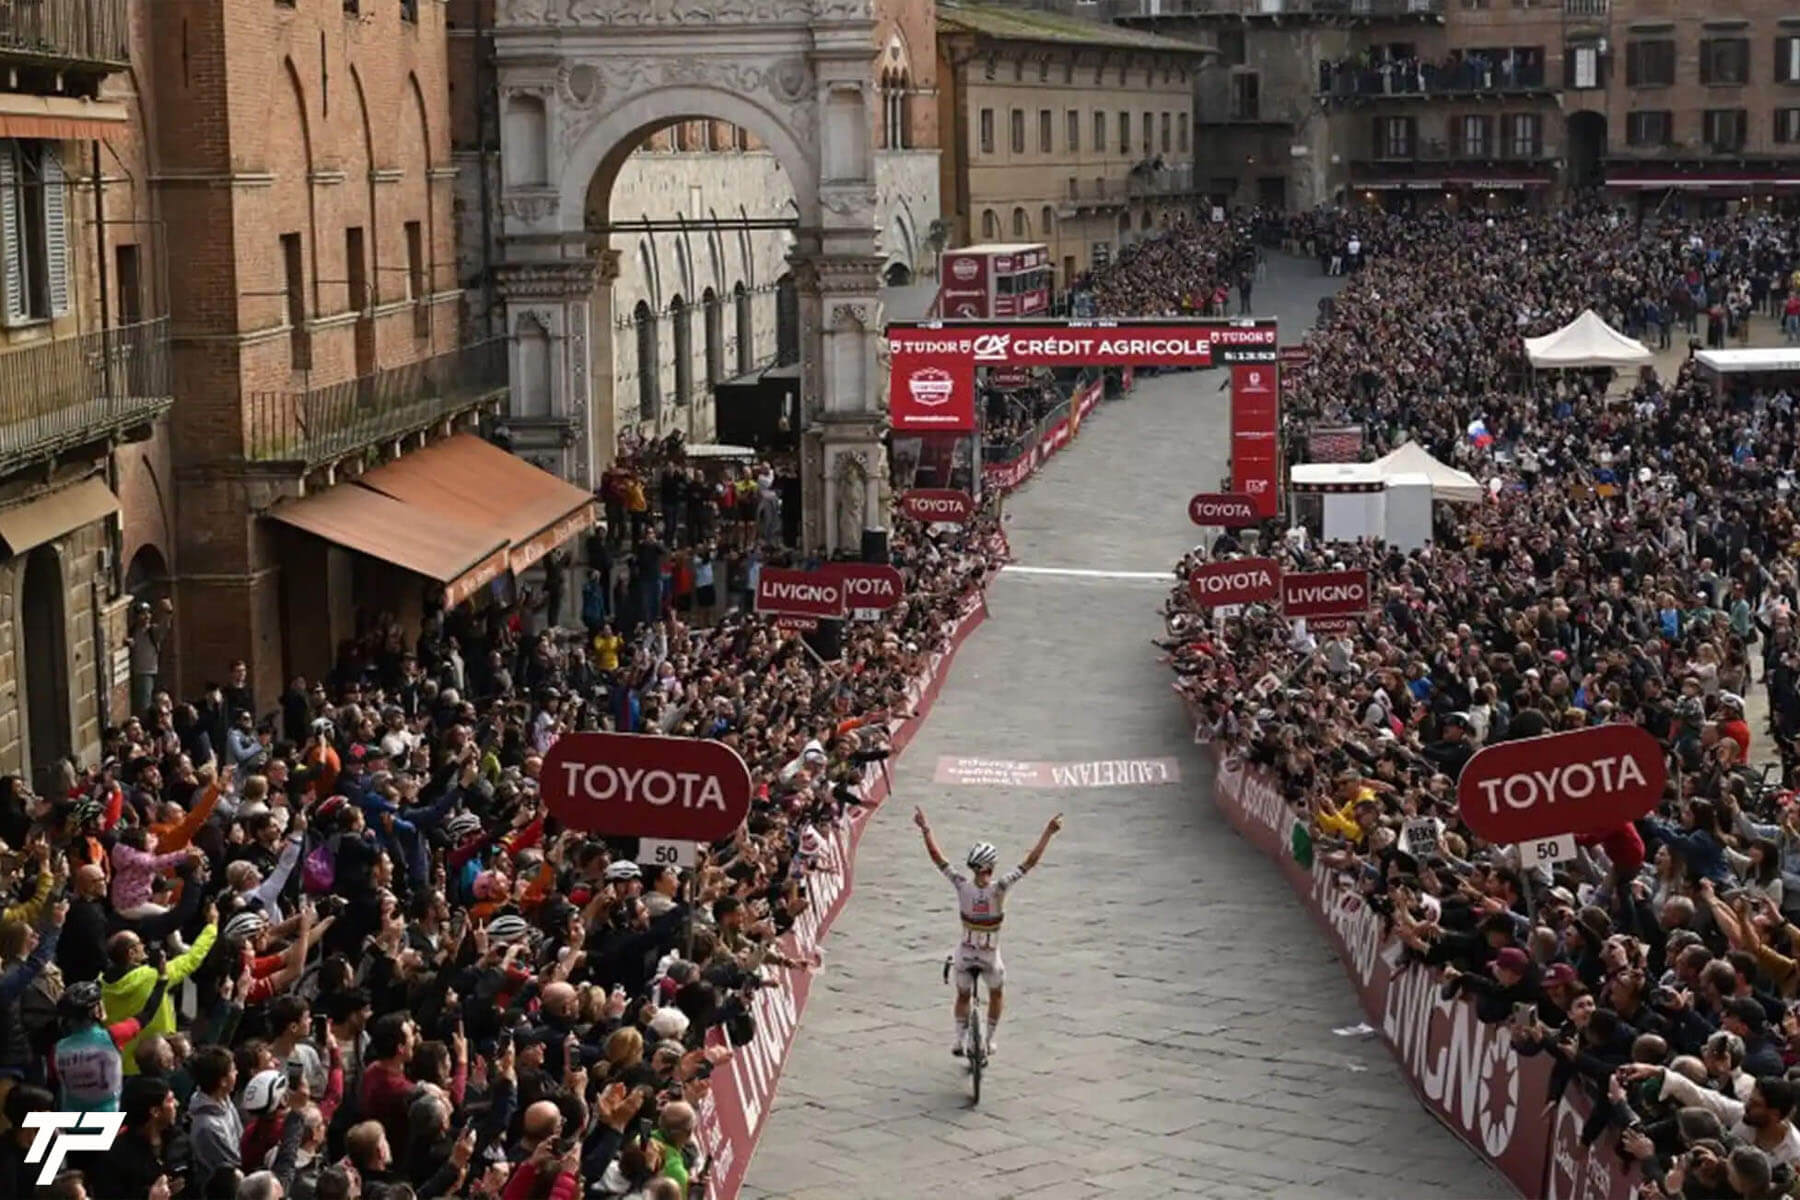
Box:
[1003,565,1170,581]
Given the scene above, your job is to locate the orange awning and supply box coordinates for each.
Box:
[267,483,509,609]
[0,95,128,142]
[356,433,597,575]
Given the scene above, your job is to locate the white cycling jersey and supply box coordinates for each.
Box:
[941,861,1027,950]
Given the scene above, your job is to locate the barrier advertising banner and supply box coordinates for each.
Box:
[887,329,978,431]
[1230,363,1280,518]
[695,602,986,1199]
[1188,710,1641,1200]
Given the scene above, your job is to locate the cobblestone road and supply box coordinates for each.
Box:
[745,258,1506,1199]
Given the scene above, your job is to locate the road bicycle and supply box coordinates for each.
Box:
[943,954,986,1105]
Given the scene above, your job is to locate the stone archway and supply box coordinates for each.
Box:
[491,0,887,553]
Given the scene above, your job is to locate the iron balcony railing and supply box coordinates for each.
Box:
[245,338,510,466]
[0,0,131,68]
[1320,55,1548,99]
[1563,0,1606,16]
[0,317,172,475]
[1100,0,1442,16]
[1128,164,1196,196]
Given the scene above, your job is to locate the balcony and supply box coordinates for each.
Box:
[0,318,172,477]
[1370,138,1556,162]
[246,339,509,467]
[1563,0,1606,16]
[0,0,131,73]
[1128,163,1196,196]
[1320,54,1549,102]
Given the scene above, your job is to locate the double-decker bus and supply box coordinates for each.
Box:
[937,243,1051,319]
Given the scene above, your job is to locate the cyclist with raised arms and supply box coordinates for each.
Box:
[913,805,1063,1057]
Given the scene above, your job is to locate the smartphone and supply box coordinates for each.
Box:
[286,1059,304,1089]
[1510,1001,1537,1026]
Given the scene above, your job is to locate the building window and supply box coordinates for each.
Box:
[1626,39,1676,87]
[1779,36,1800,84]
[345,226,367,313]
[1093,111,1105,153]
[281,232,309,369]
[703,288,722,386]
[979,108,994,154]
[1626,109,1673,146]
[1230,73,1260,120]
[1457,114,1494,157]
[884,82,908,150]
[1067,109,1080,152]
[981,209,999,239]
[400,0,416,21]
[1218,29,1246,67]
[1041,206,1054,238]
[634,301,659,418]
[1142,111,1153,155]
[775,274,799,365]
[1700,38,1750,86]
[1565,43,1601,89]
[1178,112,1189,152]
[1776,107,1800,144]
[733,283,752,376]
[1375,115,1415,158]
[1504,113,1542,157]
[1704,107,1748,151]
[1160,112,1171,152]
[405,219,429,339]
[1010,108,1025,154]
[1039,109,1053,153]
[0,140,69,326]
[1117,112,1129,154]
[1012,207,1028,238]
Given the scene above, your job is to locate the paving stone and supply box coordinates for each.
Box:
[747,256,1503,1199]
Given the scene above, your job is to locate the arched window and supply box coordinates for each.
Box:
[1012,207,1028,238]
[702,287,722,387]
[734,282,753,375]
[981,210,1000,239]
[775,273,799,366]
[883,71,909,150]
[1041,206,1055,239]
[634,300,659,419]
[670,295,691,407]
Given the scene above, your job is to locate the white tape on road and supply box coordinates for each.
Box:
[1003,565,1172,581]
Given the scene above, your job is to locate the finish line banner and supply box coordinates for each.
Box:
[887,319,1276,369]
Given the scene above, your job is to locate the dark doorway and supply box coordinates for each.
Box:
[21,546,71,791]
[883,261,912,286]
[1258,175,1288,211]
[1567,111,1607,191]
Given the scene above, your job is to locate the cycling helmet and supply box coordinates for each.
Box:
[485,914,530,943]
[966,842,999,870]
[223,911,270,942]
[444,811,483,841]
[58,981,103,1018]
[604,860,642,883]
[311,717,336,739]
[70,795,105,826]
[241,1068,288,1115]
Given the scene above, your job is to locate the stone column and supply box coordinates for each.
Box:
[494,253,613,490]
[799,29,888,556]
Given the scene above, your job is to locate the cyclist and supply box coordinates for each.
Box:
[913,806,1064,1058]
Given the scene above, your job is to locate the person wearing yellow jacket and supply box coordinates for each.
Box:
[101,899,218,1074]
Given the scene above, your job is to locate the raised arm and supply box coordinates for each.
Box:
[1020,813,1065,873]
[913,806,948,871]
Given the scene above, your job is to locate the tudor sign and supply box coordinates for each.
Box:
[826,562,904,613]
[1455,724,1667,846]
[541,732,753,841]
[1186,557,1280,608]
[755,567,847,619]
[1187,492,1259,527]
[898,488,974,523]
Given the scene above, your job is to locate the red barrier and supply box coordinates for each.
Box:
[1191,723,1641,1200]
[981,375,1117,496]
[693,599,988,1198]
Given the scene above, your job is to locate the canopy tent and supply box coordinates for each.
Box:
[1371,440,1485,504]
[1523,309,1653,369]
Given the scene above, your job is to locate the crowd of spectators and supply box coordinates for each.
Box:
[0,461,1004,1199]
[1116,205,1800,1194]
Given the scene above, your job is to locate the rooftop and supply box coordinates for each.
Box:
[939,2,1215,55]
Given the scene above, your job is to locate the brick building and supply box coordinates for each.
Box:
[1106,0,1800,212]
[936,1,1214,288]
[0,0,172,788]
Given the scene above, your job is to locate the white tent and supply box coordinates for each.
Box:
[1371,440,1485,504]
[1523,309,1653,369]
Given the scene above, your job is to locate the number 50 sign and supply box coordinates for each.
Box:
[639,837,699,869]
[1519,834,1576,869]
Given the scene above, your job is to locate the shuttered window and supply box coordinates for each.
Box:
[0,140,69,325]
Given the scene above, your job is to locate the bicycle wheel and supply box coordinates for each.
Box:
[967,1009,984,1105]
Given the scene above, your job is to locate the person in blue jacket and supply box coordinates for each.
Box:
[1641,798,1734,888]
